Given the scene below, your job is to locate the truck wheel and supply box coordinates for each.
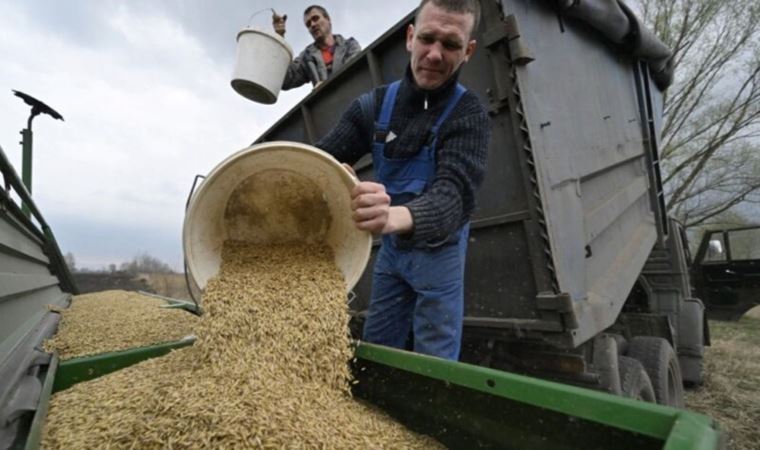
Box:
[618,356,656,402]
[627,337,685,408]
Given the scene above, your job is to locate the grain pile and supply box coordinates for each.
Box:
[42,241,441,449]
[43,290,197,360]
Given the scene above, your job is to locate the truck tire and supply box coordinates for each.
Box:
[618,356,656,402]
[627,337,685,408]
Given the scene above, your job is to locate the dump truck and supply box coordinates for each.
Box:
[0,1,735,448]
[253,0,725,405]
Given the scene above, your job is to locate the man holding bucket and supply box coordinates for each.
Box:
[273,5,361,89]
[317,0,490,360]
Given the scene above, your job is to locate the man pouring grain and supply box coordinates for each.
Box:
[317,0,490,360]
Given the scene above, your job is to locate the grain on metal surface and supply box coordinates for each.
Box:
[43,290,197,360]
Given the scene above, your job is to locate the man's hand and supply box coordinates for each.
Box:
[350,182,413,234]
[272,11,287,37]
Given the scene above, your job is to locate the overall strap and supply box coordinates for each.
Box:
[375,80,402,139]
[431,84,467,133]
[358,91,375,135]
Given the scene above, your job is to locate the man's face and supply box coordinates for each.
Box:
[406,2,476,90]
[303,9,332,44]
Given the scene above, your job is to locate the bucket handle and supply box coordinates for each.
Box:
[185,174,206,211]
[182,174,206,315]
[246,7,278,29]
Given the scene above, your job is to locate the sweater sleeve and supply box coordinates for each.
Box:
[404,100,490,242]
[316,96,374,165]
[346,37,362,60]
[282,49,311,90]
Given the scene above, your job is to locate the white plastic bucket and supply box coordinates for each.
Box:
[183,141,372,294]
[231,28,293,104]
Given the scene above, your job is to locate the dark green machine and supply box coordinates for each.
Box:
[0,143,76,449]
[11,90,64,218]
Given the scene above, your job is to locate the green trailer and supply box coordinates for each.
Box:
[15,340,721,450]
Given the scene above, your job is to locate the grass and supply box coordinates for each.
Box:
[685,307,760,450]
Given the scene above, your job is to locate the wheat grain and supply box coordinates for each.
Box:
[42,241,442,449]
[43,290,197,360]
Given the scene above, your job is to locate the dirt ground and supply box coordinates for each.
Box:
[684,306,760,450]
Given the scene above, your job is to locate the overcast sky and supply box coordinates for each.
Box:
[0,0,419,270]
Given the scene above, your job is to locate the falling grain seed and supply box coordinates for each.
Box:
[42,241,442,449]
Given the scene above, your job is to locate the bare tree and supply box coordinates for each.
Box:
[120,252,174,274]
[634,0,760,227]
[63,251,77,273]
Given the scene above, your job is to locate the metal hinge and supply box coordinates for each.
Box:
[536,291,579,329]
[483,14,534,66]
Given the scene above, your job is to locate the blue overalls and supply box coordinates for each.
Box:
[362,80,470,360]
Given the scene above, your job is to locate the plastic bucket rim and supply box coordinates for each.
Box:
[235,27,294,59]
[182,140,372,293]
[230,79,277,104]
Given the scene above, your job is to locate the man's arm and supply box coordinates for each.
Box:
[316,95,374,165]
[270,14,313,91]
[345,37,362,60]
[282,50,312,90]
[404,100,491,242]
[320,93,399,234]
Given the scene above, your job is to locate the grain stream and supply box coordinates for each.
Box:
[42,241,441,449]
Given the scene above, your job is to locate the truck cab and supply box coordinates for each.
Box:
[692,225,760,320]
